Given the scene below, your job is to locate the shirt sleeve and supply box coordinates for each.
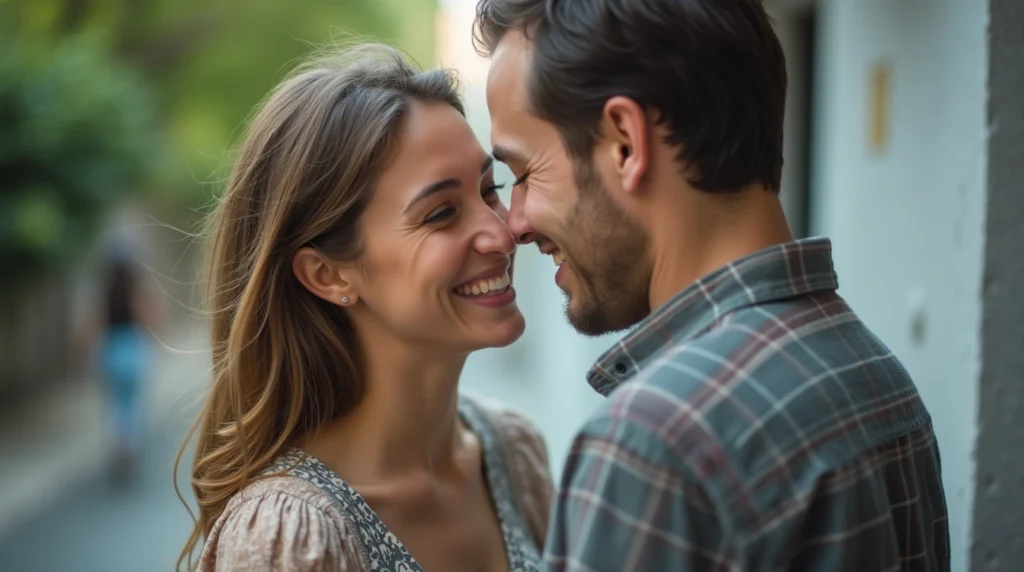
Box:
[544,426,735,571]
[199,482,363,572]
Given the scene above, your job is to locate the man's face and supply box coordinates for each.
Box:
[486,30,650,336]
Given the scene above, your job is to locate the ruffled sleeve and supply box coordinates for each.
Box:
[198,476,366,572]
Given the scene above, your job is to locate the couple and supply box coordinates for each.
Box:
[181,1,950,571]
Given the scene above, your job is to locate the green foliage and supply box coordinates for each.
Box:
[0,35,162,280]
[143,0,438,210]
[0,0,440,282]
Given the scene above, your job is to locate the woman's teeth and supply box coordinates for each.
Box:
[456,272,510,296]
[552,250,565,266]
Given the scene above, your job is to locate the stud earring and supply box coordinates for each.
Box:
[341,296,350,304]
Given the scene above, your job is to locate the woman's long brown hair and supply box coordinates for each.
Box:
[174,44,464,570]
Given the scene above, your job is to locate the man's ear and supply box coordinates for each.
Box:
[600,95,650,196]
[292,247,358,307]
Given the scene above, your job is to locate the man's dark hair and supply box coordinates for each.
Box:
[474,0,787,192]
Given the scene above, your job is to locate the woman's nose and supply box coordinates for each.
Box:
[474,205,517,256]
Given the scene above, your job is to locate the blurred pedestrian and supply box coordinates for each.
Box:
[86,243,162,483]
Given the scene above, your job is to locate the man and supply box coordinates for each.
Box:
[474,0,950,570]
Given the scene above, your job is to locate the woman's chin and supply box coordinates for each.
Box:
[471,311,526,350]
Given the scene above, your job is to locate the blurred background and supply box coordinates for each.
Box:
[0,0,1019,571]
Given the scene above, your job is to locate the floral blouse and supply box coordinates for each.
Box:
[199,395,553,571]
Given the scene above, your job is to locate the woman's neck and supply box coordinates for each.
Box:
[302,334,470,484]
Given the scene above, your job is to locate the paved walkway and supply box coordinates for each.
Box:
[0,324,211,572]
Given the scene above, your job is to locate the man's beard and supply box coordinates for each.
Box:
[560,160,650,336]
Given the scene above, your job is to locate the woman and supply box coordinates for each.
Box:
[177,44,552,572]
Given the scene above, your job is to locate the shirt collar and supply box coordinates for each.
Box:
[587,237,840,396]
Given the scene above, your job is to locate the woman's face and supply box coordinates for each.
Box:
[351,101,525,352]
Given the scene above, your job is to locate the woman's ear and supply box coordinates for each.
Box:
[292,247,358,306]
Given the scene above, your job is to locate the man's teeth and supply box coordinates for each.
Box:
[456,272,510,296]
[552,250,565,266]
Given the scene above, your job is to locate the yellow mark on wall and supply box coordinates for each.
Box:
[869,61,892,153]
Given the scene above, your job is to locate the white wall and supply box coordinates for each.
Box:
[811,1,987,570]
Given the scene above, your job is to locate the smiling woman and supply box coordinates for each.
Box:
[176,44,552,572]
[294,98,524,352]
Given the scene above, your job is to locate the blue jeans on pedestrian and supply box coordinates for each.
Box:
[101,325,151,449]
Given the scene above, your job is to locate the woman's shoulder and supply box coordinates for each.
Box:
[224,472,342,519]
[198,473,366,571]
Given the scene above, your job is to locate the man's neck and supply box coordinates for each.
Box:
[647,188,794,312]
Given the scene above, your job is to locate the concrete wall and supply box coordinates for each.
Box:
[971,0,1024,569]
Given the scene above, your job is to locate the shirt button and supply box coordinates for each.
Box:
[613,362,628,375]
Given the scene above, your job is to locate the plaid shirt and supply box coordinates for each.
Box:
[544,238,950,571]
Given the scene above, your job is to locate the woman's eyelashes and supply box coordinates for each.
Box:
[423,184,507,225]
[483,183,506,204]
[424,205,456,224]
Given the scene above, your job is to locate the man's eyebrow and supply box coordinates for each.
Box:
[491,145,527,166]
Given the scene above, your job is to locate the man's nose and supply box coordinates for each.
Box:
[506,185,536,245]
